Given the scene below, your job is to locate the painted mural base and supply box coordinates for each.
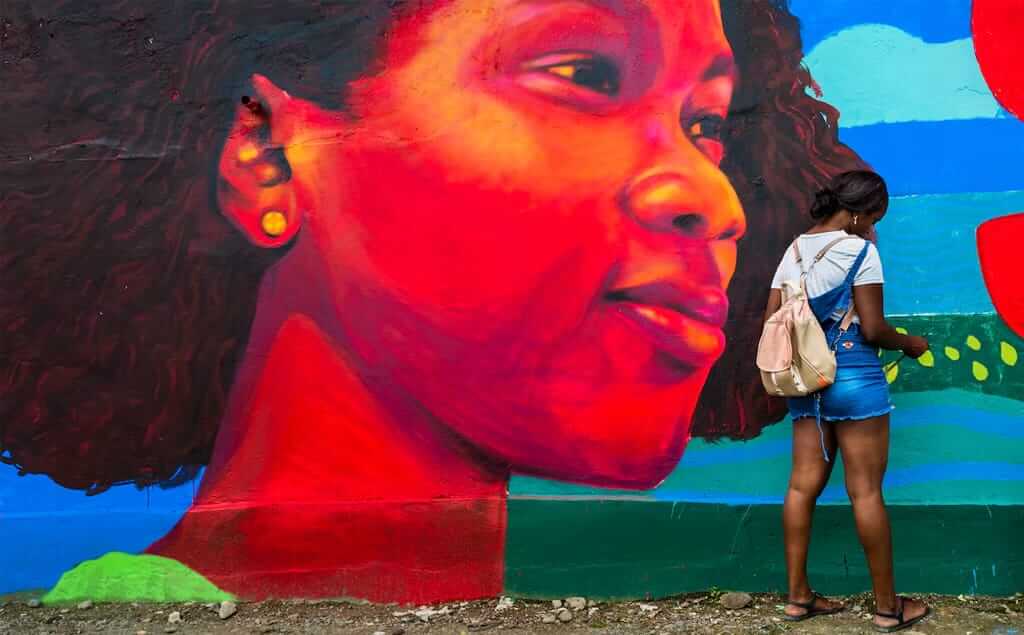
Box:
[504,499,1024,599]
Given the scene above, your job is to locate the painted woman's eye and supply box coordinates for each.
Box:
[684,113,727,163]
[685,115,725,142]
[536,54,621,96]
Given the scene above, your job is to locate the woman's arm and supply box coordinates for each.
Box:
[853,284,929,356]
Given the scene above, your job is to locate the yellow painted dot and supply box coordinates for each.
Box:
[966,335,982,351]
[917,350,935,368]
[972,361,989,381]
[260,210,287,237]
[237,143,261,164]
[885,363,899,384]
[895,327,908,335]
[944,346,961,361]
[1001,341,1019,367]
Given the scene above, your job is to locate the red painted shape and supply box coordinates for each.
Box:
[977,213,1024,337]
[972,0,1024,120]
[152,500,507,603]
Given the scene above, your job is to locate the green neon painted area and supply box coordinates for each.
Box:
[887,314,1023,397]
[43,553,233,604]
[504,499,1024,599]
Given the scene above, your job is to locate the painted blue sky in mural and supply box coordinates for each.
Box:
[791,0,971,50]
[793,0,1024,198]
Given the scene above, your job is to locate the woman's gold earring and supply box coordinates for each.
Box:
[260,210,288,237]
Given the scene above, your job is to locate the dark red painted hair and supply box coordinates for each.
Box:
[0,0,866,492]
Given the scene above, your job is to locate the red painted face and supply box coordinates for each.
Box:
[274,0,744,488]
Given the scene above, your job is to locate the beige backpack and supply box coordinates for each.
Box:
[756,237,857,398]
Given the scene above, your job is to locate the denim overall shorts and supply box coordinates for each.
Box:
[787,244,895,459]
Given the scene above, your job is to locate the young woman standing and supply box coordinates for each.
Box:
[764,171,932,632]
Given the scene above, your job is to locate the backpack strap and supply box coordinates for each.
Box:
[794,235,860,268]
[814,235,858,262]
[791,239,803,264]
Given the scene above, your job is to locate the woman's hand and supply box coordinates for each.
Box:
[902,335,929,359]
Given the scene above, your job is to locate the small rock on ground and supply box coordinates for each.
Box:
[566,597,587,611]
[218,600,238,620]
[720,592,754,610]
[557,608,574,622]
[77,600,94,610]
[495,597,514,611]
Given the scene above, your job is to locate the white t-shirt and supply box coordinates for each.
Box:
[770,230,884,322]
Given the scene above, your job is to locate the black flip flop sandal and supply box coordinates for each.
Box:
[874,596,931,632]
[783,592,844,621]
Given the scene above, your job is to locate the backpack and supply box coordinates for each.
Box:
[756,237,857,398]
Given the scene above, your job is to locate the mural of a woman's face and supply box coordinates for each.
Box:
[232,0,744,488]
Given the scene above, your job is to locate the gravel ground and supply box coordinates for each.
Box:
[1,591,1021,634]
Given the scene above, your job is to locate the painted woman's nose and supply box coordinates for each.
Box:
[621,170,744,241]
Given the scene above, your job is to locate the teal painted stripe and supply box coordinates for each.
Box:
[880,190,1024,315]
[504,499,1024,599]
[511,390,1024,506]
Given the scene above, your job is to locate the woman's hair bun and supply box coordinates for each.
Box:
[809,170,889,220]
[809,187,840,219]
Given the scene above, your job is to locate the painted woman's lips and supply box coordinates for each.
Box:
[607,281,728,366]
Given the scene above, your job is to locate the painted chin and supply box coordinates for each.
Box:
[563,424,691,490]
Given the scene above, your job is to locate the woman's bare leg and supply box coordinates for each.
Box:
[783,417,841,617]
[835,415,927,628]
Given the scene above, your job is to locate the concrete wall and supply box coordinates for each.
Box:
[2,0,1022,603]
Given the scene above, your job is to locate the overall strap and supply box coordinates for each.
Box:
[835,242,871,331]
[797,235,867,329]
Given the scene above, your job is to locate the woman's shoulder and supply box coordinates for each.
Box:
[41,552,233,604]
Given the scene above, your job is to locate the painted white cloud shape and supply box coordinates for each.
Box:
[804,24,1003,127]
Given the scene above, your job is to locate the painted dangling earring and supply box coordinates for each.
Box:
[854,216,859,226]
[260,210,288,238]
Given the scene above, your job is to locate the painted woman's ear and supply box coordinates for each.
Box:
[216,75,307,248]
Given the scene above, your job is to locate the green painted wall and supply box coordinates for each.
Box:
[505,500,1024,599]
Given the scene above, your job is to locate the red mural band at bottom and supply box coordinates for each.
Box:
[150,499,507,603]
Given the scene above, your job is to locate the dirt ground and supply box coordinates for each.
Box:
[1,591,1022,635]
